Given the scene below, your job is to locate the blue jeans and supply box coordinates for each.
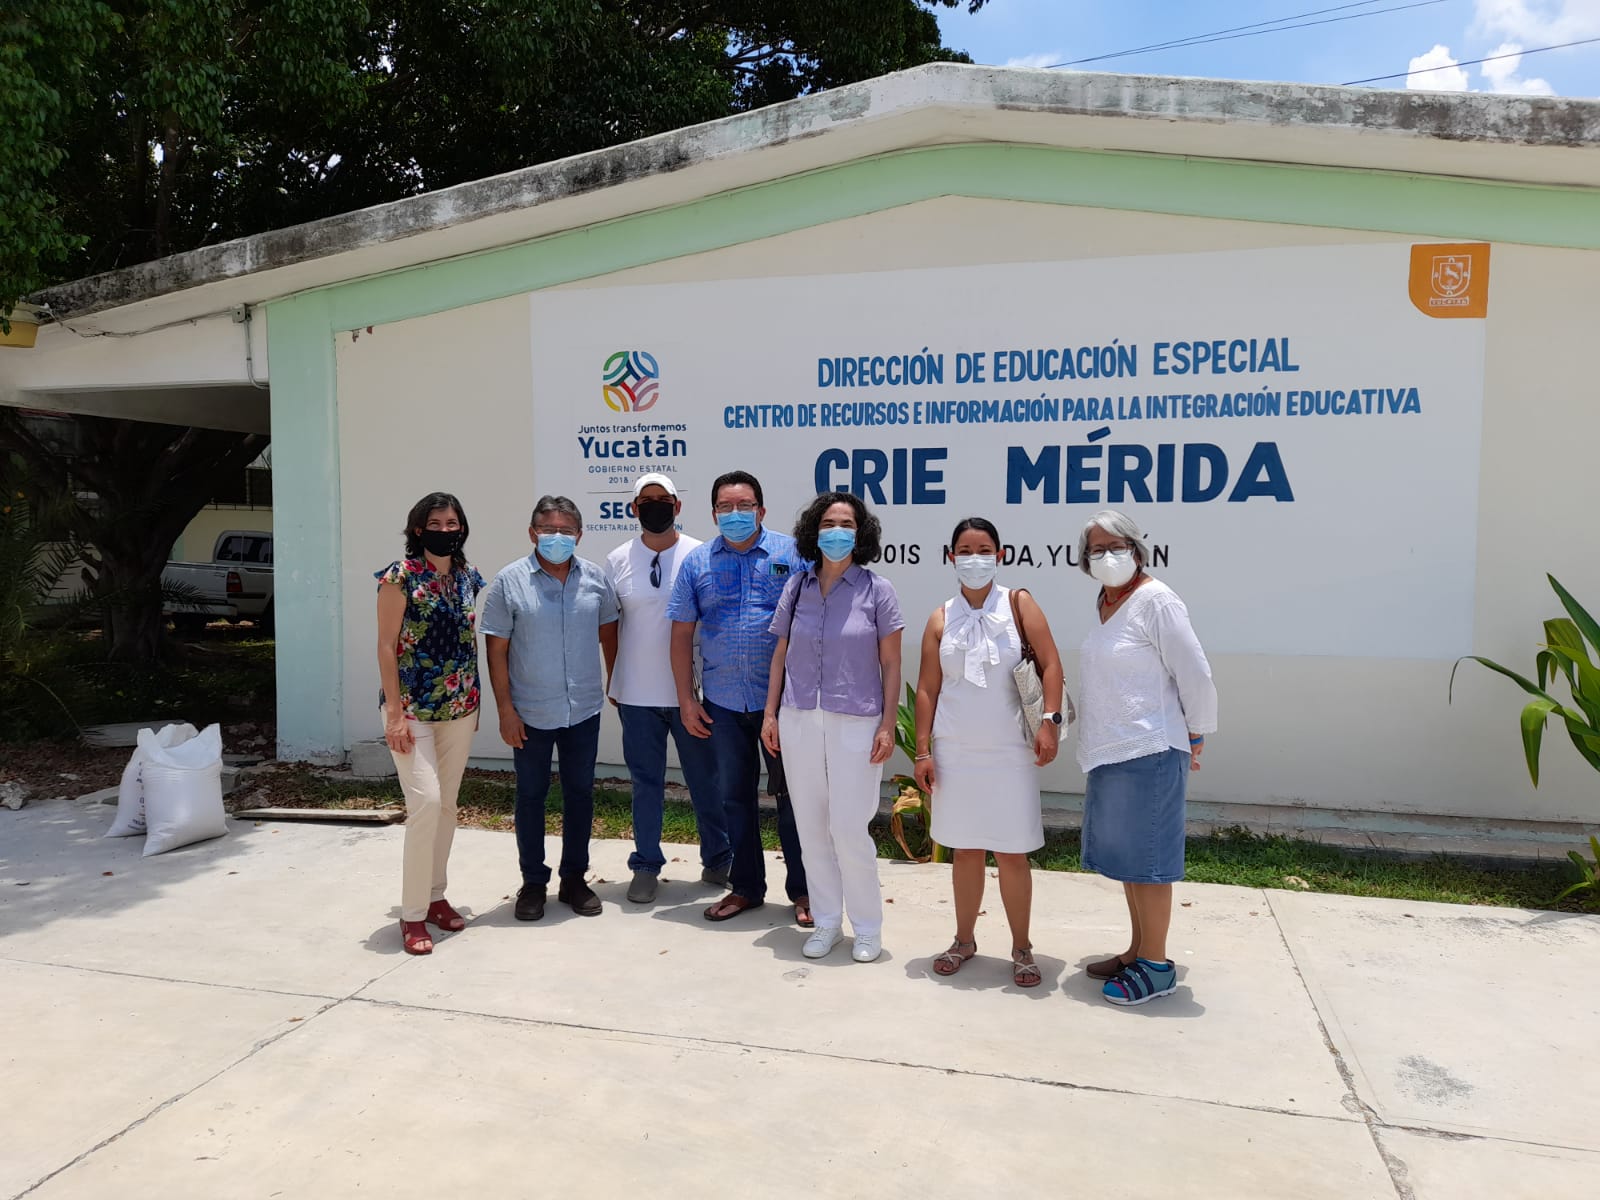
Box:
[512,714,600,888]
[617,703,730,875]
[705,701,807,904]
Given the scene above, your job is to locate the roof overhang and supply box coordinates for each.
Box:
[32,63,1600,335]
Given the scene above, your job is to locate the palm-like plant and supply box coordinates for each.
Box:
[889,683,949,864]
[1453,575,1600,902]
[0,474,82,731]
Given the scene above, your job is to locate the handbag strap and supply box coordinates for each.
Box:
[1008,587,1039,666]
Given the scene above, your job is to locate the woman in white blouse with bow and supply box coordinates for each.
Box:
[1076,510,1217,1007]
[912,517,1065,988]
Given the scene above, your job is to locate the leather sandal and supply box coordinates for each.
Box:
[400,920,433,955]
[793,896,814,929]
[932,939,976,976]
[426,900,466,932]
[1011,945,1042,988]
[704,893,765,922]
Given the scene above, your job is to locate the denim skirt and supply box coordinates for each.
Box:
[1081,748,1189,884]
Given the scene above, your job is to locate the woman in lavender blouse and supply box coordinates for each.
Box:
[762,492,904,964]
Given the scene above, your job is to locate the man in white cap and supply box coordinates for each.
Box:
[603,472,731,903]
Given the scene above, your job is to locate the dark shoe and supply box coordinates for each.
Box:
[1087,954,1133,980]
[558,878,603,916]
[514,885,546,922]
[700,865,731,888]
[627,870,659,904]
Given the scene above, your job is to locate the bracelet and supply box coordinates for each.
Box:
[1189,735,1204,744]
[914,752,932,761]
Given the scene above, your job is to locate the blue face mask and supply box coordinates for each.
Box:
[716,510,758,543]
[536,533,577,564]
[816,528,856,562]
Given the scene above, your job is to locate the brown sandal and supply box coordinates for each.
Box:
[400,920,433,955]
[704,893,765,922]
[793,896,814,929]
[1011,946,1042,988]
[1087,953,1133,980]
[932,939,977,976]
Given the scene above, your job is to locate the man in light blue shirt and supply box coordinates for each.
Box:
[668,470,809,924]
[482,496,619,921]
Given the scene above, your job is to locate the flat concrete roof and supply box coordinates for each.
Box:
[33,62,1600,325]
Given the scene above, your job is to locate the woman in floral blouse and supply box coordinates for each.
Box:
[377,491,485,955]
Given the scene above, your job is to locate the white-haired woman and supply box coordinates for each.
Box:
[1075,510,1216,1006]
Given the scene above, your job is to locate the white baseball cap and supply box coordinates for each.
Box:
[633,473,679,498]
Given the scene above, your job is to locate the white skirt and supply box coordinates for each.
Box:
[930,745,1044,853]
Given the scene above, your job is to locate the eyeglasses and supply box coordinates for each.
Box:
[533,526,579,538]
[649,552,662,589]
[1087,543,1135,561]
[712,502,759,515]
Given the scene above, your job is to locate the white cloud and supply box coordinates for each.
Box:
[1480,41,1557,92]
[1001,52,1061,70]
[1473,0,1600,44]
[1405,44,1472,89]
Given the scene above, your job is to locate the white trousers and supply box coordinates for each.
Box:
[390,714,477,921]
[778,706,884,936]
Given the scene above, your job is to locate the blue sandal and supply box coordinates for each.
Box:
[1102,958,1177,1006]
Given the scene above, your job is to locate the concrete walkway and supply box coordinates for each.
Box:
[3,798,1596,1199]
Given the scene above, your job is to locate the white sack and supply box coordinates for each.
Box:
[105,723,199,838]
[141,723,227,856]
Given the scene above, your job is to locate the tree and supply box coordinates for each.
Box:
[0,0,984,659]
[0,410,268,661]
[3,0,989,313]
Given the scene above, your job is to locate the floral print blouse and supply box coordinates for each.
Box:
[376,558,485,721]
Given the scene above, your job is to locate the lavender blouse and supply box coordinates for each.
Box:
[770,565,904,717]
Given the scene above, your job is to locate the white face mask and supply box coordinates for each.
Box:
[953,554,998,589]
[1089,549,1138,588]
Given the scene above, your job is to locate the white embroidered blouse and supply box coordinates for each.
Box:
[1076,577,1218,774]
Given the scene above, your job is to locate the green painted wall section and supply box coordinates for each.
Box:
[264,140,1600,759]
[263,292,345,762]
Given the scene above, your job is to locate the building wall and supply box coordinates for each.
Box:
[271,143,1600,824]
[324,193,1599,824]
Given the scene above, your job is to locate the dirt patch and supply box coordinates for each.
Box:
[0,720,277,803]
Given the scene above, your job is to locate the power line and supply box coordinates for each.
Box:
[1054,0,1417,68]
[1050,0,1452,69]
[1342,34,1600,85]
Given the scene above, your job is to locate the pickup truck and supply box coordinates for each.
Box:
[164,530,275,632]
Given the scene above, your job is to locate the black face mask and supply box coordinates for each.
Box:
[420,528,466,558]
[636,500,676,535]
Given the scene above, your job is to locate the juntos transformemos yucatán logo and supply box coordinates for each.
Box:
[602,351,661,412]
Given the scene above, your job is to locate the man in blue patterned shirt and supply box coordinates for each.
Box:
[668,471,810,924]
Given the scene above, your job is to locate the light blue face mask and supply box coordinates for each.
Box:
[816,527,856,562]
[716,510,758,543]
[536,533,577,564]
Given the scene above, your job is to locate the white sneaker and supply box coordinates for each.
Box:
[802,926,843,959]
[851,933,882,963]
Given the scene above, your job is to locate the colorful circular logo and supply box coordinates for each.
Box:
[602,350,660,412]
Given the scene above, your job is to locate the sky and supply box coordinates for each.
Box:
[936,0,1600,97]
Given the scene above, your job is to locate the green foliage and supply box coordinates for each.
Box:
[0,463,86,735]
[4,0,986,313]
[888,682,948,863]
[1452,576,1600,785]
[0,0,116,323]
[1453,575,1600,904]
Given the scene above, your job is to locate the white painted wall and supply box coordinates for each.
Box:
[334,196,1600,824]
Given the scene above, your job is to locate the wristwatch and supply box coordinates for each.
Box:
[1042,711,1064,726]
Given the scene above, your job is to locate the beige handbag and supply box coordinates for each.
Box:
[1008,588,1045,743]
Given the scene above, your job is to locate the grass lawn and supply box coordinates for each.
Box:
[242,765,1595,913]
